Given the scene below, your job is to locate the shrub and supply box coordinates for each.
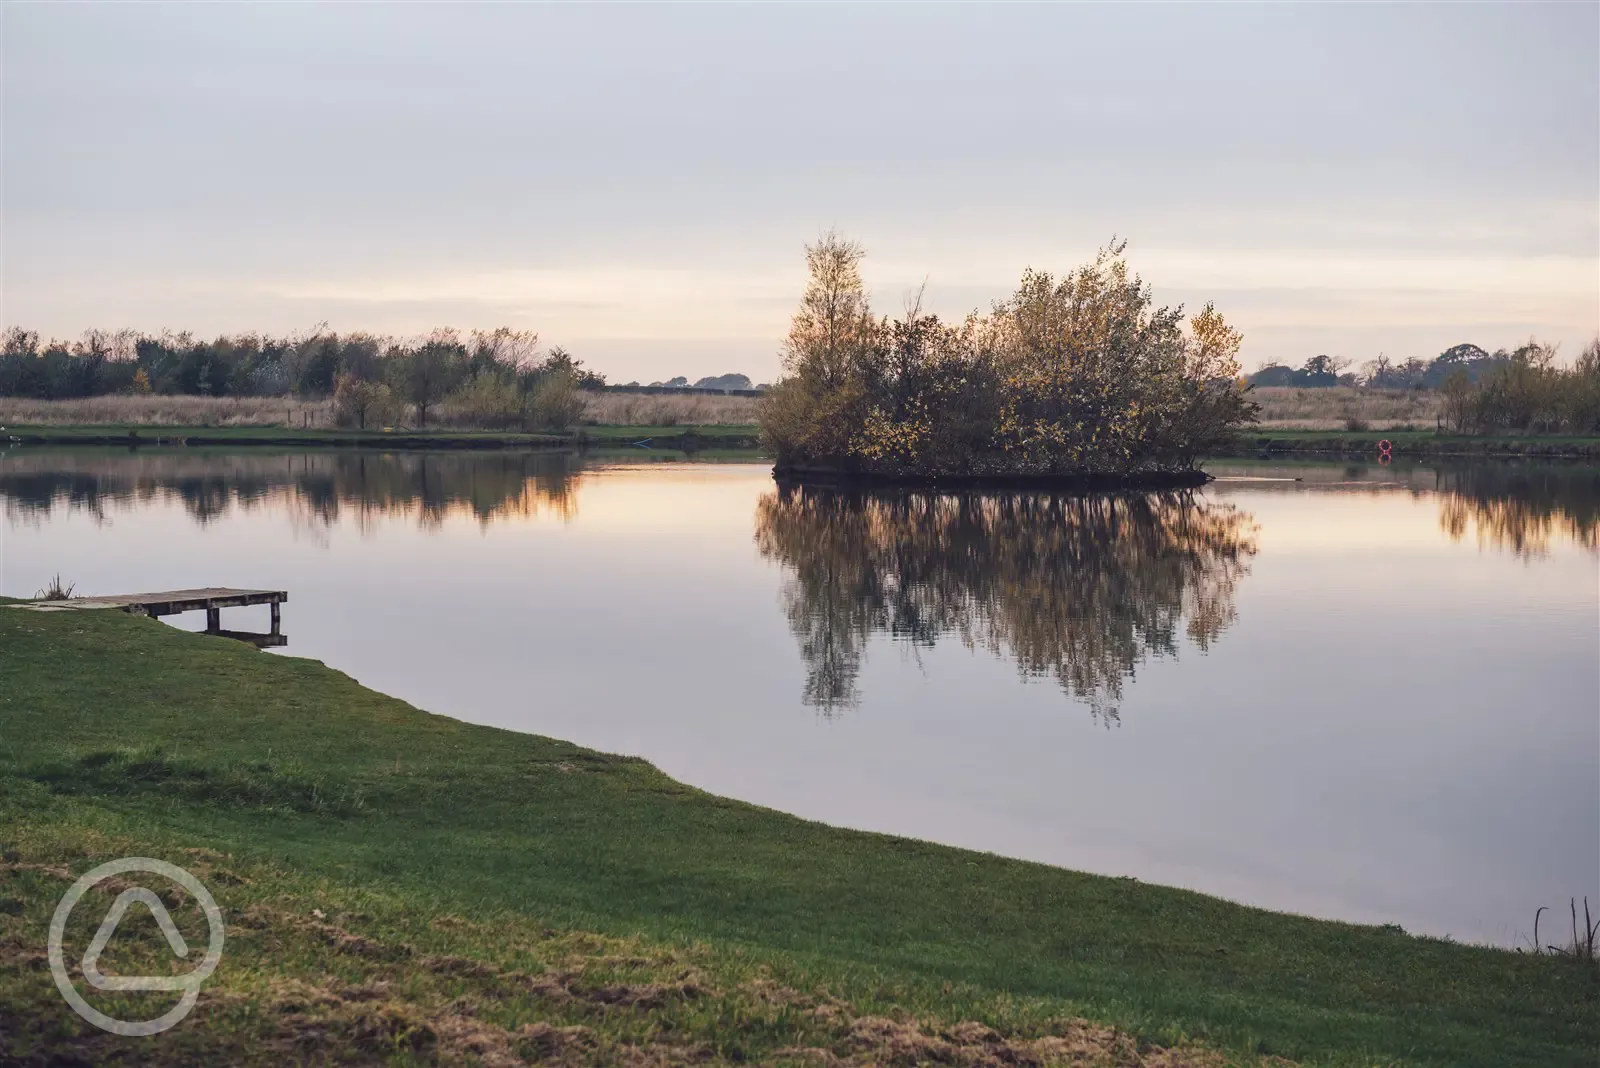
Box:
[332,374,400,430]
[442,373,522,429]
[1443,339,1600,435]
[762,235,1257,477]
[529,370,585,430]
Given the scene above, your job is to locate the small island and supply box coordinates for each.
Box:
[762,235,1256,488]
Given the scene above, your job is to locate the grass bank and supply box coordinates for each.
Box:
[1,423,763,452]
[9,423,1600,462]
[1212,429,1600,460]
[0,609,1595,1066]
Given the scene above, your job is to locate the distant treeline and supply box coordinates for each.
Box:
[0,326,607,429]
[1437,340,1600,435]
[618,373,765,392]
[1250,342,1579,391]
[1247,340,1600,435]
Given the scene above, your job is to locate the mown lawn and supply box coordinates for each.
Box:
[0,607,1593,1066]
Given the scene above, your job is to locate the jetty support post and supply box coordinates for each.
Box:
[206,607,221,632]
[270,599,281,637]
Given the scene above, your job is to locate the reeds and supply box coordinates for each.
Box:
[579,391,760,427]
[1528,898,1599,971]
[0,392,762,429]
[0,394,337,427]
[33,574,75,600]
[1250,387,1443,430]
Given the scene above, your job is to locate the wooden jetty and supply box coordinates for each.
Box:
[11,588,288,647]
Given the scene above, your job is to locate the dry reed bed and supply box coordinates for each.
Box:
[580,391,761,426]
[0,392,763,429]
[0,395,338,427]
[3,388,1443,432]
[1250,387,1443,430]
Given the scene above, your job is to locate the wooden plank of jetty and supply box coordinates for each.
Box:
[24,588,287,617]
[8,588,288,644]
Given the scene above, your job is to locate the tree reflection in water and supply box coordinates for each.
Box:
[1434,464,1600,557]
[0,450,581,529]
[754,485,1259,720]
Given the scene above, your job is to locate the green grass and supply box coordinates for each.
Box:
[1221,429,1600,458]
[0,608,1594,1066]
[579,424,760,440]
[11,422,1598,461]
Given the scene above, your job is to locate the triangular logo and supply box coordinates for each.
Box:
[81,888,193,992]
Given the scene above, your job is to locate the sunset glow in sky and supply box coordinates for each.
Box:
[4,3,1596,381]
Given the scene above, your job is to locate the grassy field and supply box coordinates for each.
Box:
[1215,429,1600,459]
[6,386,1600,461]
[0,608,1595,1066]
[0,393,762,430]
[1,423,763,451]
[10,422,1600,461]
[0,387,1453,436]
[10,423,1599,462]
[1248,388,1444,431]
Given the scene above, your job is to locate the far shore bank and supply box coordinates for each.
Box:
[1211,429,1600,460]
[6,422,1600,461]
[1,422,764,452]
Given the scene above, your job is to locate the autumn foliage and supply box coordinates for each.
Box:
[761,235,1256,478]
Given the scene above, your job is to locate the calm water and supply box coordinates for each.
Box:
[3,447,1596,946]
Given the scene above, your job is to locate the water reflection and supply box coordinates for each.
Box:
[0,449,581,528]
[1,452,1594,943]
[754,485,1259,719]
[1434,464,1600,557]
[9,450,1595,564]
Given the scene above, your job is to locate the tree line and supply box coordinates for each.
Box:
[1251,341,1586,391]
[762,236,1256,478]
[1249,346,1498,389]
[0,326,606,429]
[1251,340,1600,434]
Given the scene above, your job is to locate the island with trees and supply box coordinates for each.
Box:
[760,235,1257,489]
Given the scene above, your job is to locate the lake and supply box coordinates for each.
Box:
[2,447,1595,947]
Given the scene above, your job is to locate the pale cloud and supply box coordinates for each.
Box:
[3,2,1595,382]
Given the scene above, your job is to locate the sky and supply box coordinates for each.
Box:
[3,3,1596,381]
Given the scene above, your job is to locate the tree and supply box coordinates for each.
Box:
[468,327,540,378]
[1424,343,1494,389]
[531,345,605,390]
[782,232,878,389]
[1297,355,1340,387]
[391,332,466,427]
[1363,354,1394,387]
[1247,364,1296,387]
[762,232,882,461]
[333,373,397,429]
[529,368,585,430]
[693,373,754,391]
[289,330,341,396]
